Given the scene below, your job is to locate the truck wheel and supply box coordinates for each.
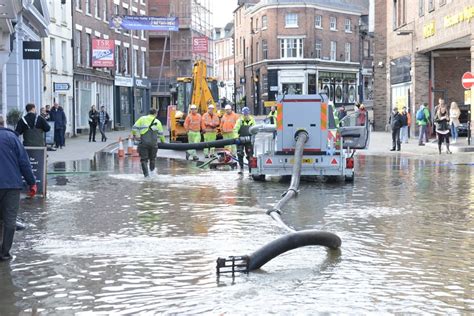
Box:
[252,174,266,181]
[344,174,354,182]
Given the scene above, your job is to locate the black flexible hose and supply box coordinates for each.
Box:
[267,130,308,232]
[157,136,251,151]
[248,230,342,271]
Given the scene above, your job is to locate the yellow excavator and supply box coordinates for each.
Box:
[168,60,219,142]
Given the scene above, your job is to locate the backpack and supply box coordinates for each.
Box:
[416,109,425,121]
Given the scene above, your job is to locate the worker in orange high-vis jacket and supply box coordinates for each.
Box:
[201,104,220,158]
[184,104,202,161]
[220,104,239,155]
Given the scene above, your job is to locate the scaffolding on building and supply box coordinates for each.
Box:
[150,0,214,97]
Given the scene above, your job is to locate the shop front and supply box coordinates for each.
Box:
[134,78,151,123]
[318,71,358,107]
[114,76,133,129]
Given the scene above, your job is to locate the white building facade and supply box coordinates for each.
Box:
[43,0,73,136]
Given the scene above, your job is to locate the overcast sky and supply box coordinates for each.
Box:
[212,1,235,28]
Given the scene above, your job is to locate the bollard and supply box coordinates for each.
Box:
[118,137,125,157]
[127,136,133,155]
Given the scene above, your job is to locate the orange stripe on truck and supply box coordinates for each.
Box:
[320,103,327,130]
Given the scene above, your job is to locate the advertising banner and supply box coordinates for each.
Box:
[92,39,115,68]
[23,41,42,60]
[24,147,47,198]
[109,16,179,31]
[192,37,208,53]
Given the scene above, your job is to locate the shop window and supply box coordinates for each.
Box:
[285,13,298,28]
[318,72,357,105]
[308,74,317,94]
[282,83,302,95]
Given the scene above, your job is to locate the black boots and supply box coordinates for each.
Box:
[149,160,155,172]
[141,161,149,177]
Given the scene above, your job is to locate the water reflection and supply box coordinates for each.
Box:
[0,154,472,314]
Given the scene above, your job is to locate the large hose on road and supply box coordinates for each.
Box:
[248,230,341,271]
[267,130,308,233]
[157,136,251,151]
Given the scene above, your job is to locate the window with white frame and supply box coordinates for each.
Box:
[103,0,107,20]
[418,0,424,16]
[115,45,120,73]
[344,18,351,32]
[262,15,267,29]
[133,49,138,76]
[85,0,90,14]
[123,8,129,34]
[50,38,56,70]
[330,41,337,60]
[345,43,351,61]
[49,0,55,21]
[256,42,259,61]
[255,18,259,31]
[75,0,81,10]
[62,40,67,72]
[262,40,268,59]
[94,0,99,18]
[141,51,146,77]
[330,17,337,30]
[86,34,91,66]
[280,38,303,59]
[315,15,322,28]
[75,30,82,65]
[61,1,67,23]
[123,47,129,74]
[315,40,322,59]
[285,13,298,27]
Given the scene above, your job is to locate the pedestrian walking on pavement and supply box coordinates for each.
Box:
[220,104,239,155]
[234,107,255,174]
[49,103,67,149]
[88,105,99,142]
[400,106,409,143]
[15,103,51,147]
[416,104,430,146]
[435,105,452,154]
[132,109,165,177]
[184,104,202,161]
[98,106,110,142]
[0,116,37,261]
[389,106,403,151]
[449,101,460,144]
[201,104,220,158]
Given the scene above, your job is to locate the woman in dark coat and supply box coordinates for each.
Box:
[88,105,99,142]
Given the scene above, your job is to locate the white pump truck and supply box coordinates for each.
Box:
[248,94,370,181]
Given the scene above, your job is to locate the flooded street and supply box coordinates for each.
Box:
[0,153,473,314]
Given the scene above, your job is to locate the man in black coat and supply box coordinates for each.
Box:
[389,106,403,151]
[15,103,51,147]
[49,103,67,149]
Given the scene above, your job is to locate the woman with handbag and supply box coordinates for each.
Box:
[434,105,452,154]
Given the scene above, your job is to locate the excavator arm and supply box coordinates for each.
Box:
[190,60,216,113]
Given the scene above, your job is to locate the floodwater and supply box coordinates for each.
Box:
[0,153,473,314]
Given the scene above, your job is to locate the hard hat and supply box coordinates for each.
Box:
[190,104,197,110]
[225,104,232,110]
[242,107,250,115]
[208,104,215,108]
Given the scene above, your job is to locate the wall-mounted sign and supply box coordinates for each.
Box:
[23,41,42,60]
[109,16,179,31]
[134,78,151,89]
[423,20,436,38]
[54,83,70,91]
[115,76,133,87]
[92,39,115,68]
[23,147,47,198]
[444,6,474,28]
[192,37,208,53]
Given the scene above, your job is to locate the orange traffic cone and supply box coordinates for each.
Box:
[118,137,125,157]
[127,136,133,155]
[132,143,139,157]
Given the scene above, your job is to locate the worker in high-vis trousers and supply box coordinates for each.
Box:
[220,104,239,155]
[234,107,256,174]
[184,104,202,161]
[132,109,165,177]
[201,104,220,158]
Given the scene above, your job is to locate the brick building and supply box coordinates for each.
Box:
[148,0,213,123]
[234,0,370,115]
[374,0,474,132]
[73,0,149,132]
